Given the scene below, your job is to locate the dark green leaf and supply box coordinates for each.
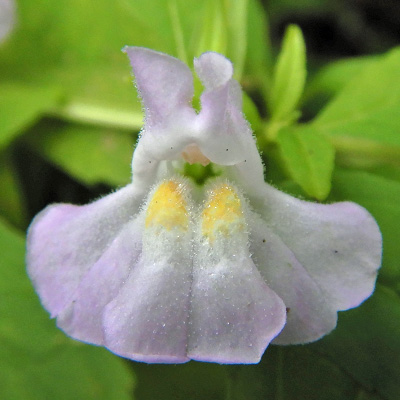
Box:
[225,345,361,400]
[133,362,228,400]
[27,121,134,187]
[0,154,27,228]
[0,219,135,400]
[311,285,400,400]
[331,169,400,286]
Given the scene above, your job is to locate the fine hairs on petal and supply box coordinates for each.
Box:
[26,47,382,365]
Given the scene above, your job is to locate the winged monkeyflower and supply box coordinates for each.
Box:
[27,48,382,364]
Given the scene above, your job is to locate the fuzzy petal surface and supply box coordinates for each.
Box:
[26,184,139,316]
[103,253,192,364]
[194,52,256,166]
[250,217,338,344]
[124,46,194,128]
[258,185,382,311]
[57,217,143,345]
[188,253,286,363]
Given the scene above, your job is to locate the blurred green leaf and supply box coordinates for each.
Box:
[243,92,262,133]
[244,0,273,100]
[269,24,306,124]
[304,55,377,104]
[331,169,400,286]
[0,219,135,400]
[302,55,377,116]
[27,121,134,187]
[365,165,400,184]
[0,0,154,131]
[313,47,400,166]
[276,125,335,200]
[312,285,400,400]
[267,0,331,16]
[226,285,400,400]
[226,346,360,400]
[133,362,228,400]
[194,0,227,59]
[0,154,27,228]
[0,84,61,150]
[224,0,249,79]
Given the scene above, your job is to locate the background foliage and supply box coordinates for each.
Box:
[0,0,399,398]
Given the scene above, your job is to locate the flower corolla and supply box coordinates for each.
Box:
[26,48,382,364]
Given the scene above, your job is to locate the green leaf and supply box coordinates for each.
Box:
[0,219,135,400]
[302,55,377,116]
[133,362,228,400]
[313,47,400,166]
[225,286,400,400]
[269,24,306,123]
[0,154,27,229]
[27,121,134,187]
[311,285,400,400]
[223,0,249,79]
[331,169,400,286]
[276,125,335,200]
[226,346,361,400]
[304,55,377,103]
[0,84,61,150]
[0,0,160,131]
[244,0,273,101]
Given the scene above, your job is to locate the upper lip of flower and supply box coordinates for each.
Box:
[26,47,382,365]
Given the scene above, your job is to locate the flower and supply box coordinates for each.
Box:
[26,47,382,364]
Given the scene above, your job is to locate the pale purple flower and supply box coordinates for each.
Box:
[26,48,382,364]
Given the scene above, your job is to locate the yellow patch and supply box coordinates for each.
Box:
[145,181,188,231]
[202,184,245,241]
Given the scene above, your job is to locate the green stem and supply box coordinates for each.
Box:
[49,102,143,131]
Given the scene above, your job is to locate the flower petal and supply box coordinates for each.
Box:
[250,217,338,344]
[194,52,256,166]
[123,46,194,128]
[125,47,198,191]
[188,182,286,363]
[188,254,287,363]
[102,178,193,363]
[102,254,192,363]
[26,184,139,317]
[258,185,382,311]
[56,217,143,345]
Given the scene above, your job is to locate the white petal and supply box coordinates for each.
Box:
[194,52,257,166]
[250,217,338,344]
[124,46,194,128]
[188,253,286,363]
[188,182,286,363]
[26,184,140,317]
[57,217,143,345]
[258,184,382,311]
[102,179,194,363]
